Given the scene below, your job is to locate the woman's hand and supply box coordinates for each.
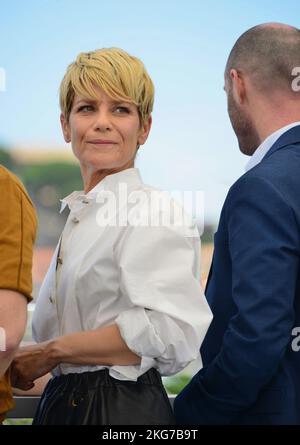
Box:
[11,342,57,390]
[10,324,140,391]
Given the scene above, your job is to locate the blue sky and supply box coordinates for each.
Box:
[1,0,299,223]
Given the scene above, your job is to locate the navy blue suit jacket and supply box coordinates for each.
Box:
[174,125,300,425]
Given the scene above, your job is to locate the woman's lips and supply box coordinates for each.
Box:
[87,140,117,144]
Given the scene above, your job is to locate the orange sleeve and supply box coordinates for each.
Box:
[0,167,37,301]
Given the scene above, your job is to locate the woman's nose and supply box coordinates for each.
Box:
[93,110,112,131]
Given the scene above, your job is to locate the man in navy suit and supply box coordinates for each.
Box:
[174,23,300,425]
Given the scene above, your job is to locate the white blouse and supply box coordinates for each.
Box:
[32,168,212,381]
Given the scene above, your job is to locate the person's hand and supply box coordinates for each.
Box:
[11,342,57,390]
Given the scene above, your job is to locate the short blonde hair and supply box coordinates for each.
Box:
[59,47,154,124]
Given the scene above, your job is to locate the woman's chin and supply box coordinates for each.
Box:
[82,154,120,170]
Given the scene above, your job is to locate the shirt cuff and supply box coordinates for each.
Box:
[115,306,166,359]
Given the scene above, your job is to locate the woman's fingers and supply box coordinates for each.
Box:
[22,380,35,391]
[12,377,35,391]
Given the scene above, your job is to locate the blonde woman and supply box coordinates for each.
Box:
[11,48,212,425]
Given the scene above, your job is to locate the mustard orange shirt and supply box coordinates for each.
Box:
[0,165,37,416]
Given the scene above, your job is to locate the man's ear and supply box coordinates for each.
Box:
[230,69,246,104]
[138,115,152,146]
[60,113,71,143]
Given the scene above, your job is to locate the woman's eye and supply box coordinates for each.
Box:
[78,105,94,112]
[115,106,130,114]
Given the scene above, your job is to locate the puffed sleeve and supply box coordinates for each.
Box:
[111,194,212,380]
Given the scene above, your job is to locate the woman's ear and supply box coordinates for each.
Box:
[138,115,152,146]
[60,113,71,143]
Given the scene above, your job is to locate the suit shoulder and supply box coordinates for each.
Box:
[227,169,268,198]
[229,147,300,202]
[223,170,289,220]
[241,145,300,183]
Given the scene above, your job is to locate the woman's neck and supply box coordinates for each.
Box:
[81,162,135,193]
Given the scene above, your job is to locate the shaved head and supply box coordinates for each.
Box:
[225,23,300,95]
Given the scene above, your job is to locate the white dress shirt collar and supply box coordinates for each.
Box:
[60,167,142,213]
[245,121,300,172]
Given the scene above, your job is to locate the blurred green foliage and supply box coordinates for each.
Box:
[3,418,33,425]
[0,146,15,170]
[19,162,82,202]
[0,146,82,208]
[163,373,191,395]
[0,146,83,245]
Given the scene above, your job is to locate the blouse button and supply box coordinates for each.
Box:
[72,216,80,223]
